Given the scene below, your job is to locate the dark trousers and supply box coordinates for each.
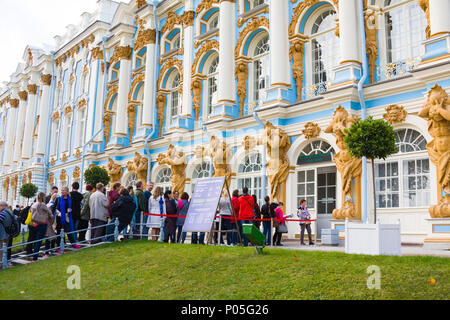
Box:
[273,231,282,245]
[164,218,176,243]
[176,225,186,243]
[33,224,47,261]
[221,217,232,245]
[300,223,313,244]
[26,225,37,255]
[191,232,205,244]
[263,221,272,246]
[90,219,106,244]
[78,219,89,242]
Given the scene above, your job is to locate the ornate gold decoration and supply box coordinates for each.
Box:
[104,85,118,112]
[197,136,232,187]
[73,166,81,179]
[419,84,450,217]
[104,158,123,185]
[302,122,321,139]
[156,93,166,137]
[126,152,148,186]
[289,39,305,103]
[418,0,431,39]
[10,99,19,108]
[157,145,187,194]
[182,10,195,27]
[134,16,156,53]
[325,106,361,220]
[80,34,95,49]
[78,99,87,108]
[27,84,38,95]
[48,172,55,184]
[365,8,379,84]
[50,158,55,166]
[60,169,67,181]
[41,74,52,86]
[18,91,28,101]
[110,46,133,65]
[3,177,10,202]
[243,135,256,151]
[289,0,319,38]
[128,73,145,102]
[157,57,183,90]
[127,103,137,138]
[64,106,73,115]
[191,79,202,121]
[33,115,40,137]
[383,105,407,124]
[196,0,219,14]
[28,171,32,183]
[22,173,28,184]
[237,5,269,27]
[235,16,270,58]
[52,112,60,121]
[75,149,81,158]
[69,73,75,82]
[161,11,183,35]
[136,0,147,9]
[235,62,248,117]
[91,47,104,60]
[259,123,291,203]
[11,175,18,200]
[26,48,33,67]
[103,111,113,145]
[191,40,219,75]
[62,153,68,162]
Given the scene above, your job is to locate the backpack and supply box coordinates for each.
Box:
[3,210,21,238]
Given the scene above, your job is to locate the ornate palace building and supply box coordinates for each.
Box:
[1,0,449,246]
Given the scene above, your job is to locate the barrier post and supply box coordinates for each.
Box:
[60,230,65,255]
[2,244,7,270]
[114,219,119,242]
[21,229,26,251]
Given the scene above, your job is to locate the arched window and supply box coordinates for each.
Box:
[156,167,172,192]
[209,14,219,30]
[124,172,138,188]
[191,162,213,194]
[238,153,267,204]
[383,0,426,70]
[169,72,181,122]
[299,141,333,158]
[135,48,147,69]
[309,9,340,96]
[111,63,120,82]
[252,34,270,104]
[206,56,219,116]
[375,128,430,208]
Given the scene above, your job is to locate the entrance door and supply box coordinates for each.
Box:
[316,167,336,238]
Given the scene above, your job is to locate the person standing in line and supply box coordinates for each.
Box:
[0,201,14,266]
[238,187,255,247]
[30,192,54,261]
[146,186,163,241]
[45,186,58,204]
[13,205,21,216]
[128,186,139,239]
[143,182,154,240]
[55,187,81,249]
[110,188,136,236]
[218,190,233,245]
[134,181,147,239]
[107,183,121,217]
[70,182,83,242]
[44,193,59,254]
[89,183,109,244]
[79,184,93,242]
[252,195,261,230]
[176,192,189,244]
[272,202,292,246]
[163,190,177,243]
[298,199,314,246]
[230,189,240,246]
[260,196,273,246]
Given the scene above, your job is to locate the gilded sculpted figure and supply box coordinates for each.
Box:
[365,8,379,84]
[383,105,407,125]
[302,122,321,139]
[127,152,148,186]
[418,0,431,39]
[103,112,112,145]
[235,62,248,117]
[3,177,10,202]
[11,176,18,200]
[104,157,123,185]
[325,106,362,220]
[157,145,187,194]
[289,39,305,102]
[127,103,137,138]
[191,79,202,121]
[419,84,450,218]
[243,135,256,151]
[259,123,291,203]
[156,93,166,137]
[199,136,233,187]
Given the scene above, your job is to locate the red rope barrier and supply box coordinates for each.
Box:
[143,212,315,222]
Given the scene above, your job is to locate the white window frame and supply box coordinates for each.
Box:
[250,34,270,106]
[156,167,173,193]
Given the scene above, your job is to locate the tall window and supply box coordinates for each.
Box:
[253,35,270,103]
[76,108,86,148]
[310,9,340,95]
[156,167,172,192]
[50,120,60,156]
[62,114,72,152]
[191,162,213,193]
[125,172,138,188]
[173,34,181,50]
[170,73,181,121]
[375,128,430,208]
[209,14,219,30]
[238,153,267,205]
[253,0,266,7]
[207,56,219,116]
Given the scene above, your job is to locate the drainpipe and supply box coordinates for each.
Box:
[253,101,267,200]
[358,0,368,223]
[43,51,56,193]
[80,36,108,191]
[144,0,161,184]
[202,124,213,177]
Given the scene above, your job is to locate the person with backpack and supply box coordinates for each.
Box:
[238,187,255,247]
[70,182,84,241]
[79,184,94,242]
[0,201,20,265]
[298,199,314,246]
[261,196,273,246]
[30,192,54,261]
[55,186,81,249]
[146,186,163,241]
[110,188,136,236]
[176,192,189,244]
[252,195,261,230]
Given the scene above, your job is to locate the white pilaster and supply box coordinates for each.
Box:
[338,0,360,64]
[182,18,194,115]
[142,34,156,127]
[86,57,103,143]
[269,0,290,87]
[13,88,28,164]
[3,99,18,168]
[429,0,450,36]
[21,83,38,160]
[114,47,132,137]
[35,74,52,157]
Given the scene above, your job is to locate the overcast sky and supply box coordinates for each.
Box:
[0,0,129,85]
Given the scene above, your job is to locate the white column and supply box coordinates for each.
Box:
[429,0,450,36]
[86,54,103,142]
[338,0,360,64]
[182,9,194,115]
[21,84,38,160]
[13,90,28,163]
[114,46,132,137]
[142,34,156,127]
[269,0,290,86]
[217,0,236,104]
[36,74,52,156]
[3,99,19,167]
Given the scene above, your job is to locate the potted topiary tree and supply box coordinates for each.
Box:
[84,165,110,189]
[19,183,38,205]
[343,116,401,256]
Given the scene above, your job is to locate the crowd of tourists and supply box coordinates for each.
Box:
[0,181,314,264]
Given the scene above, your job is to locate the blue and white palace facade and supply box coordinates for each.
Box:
[1,0,450,245]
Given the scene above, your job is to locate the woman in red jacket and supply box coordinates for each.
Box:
[231,189,240,246]
[238,187,255,247]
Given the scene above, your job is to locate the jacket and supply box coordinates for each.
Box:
[30,202,52,225]
[231,196,240,223]
[110,195,136,224]
[89,190,109,222]
[107,190,120,217]
[261,202,272,219]
[135,189,146,212]
[70,191,83,221]
[80,192,91,221]
[218,197,232,216]
[176,199,189,226]
[274,207,286,225]
[238,194,255,220]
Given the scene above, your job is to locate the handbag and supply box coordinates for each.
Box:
[272,219,279,228]
[31,204,48,225]
[277,224,288,233]
[25,210,34,227]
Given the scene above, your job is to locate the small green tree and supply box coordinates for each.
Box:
[19,183,38,205]
[344,117,398,223]
[84,165,110,187]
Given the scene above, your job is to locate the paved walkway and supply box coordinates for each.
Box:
[268,240,450,258]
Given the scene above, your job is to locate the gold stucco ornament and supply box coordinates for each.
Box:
[325,106,362,220]
[383,105,407,125]
[157,145,187,194]
[126,152,148,187]
[419,84,450,218]
[302,122,321,139]
[235,62,248,117]
[198,136,233,187]
[104,158,123,186]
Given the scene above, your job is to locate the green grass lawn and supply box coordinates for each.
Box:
[0,241,448,300]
